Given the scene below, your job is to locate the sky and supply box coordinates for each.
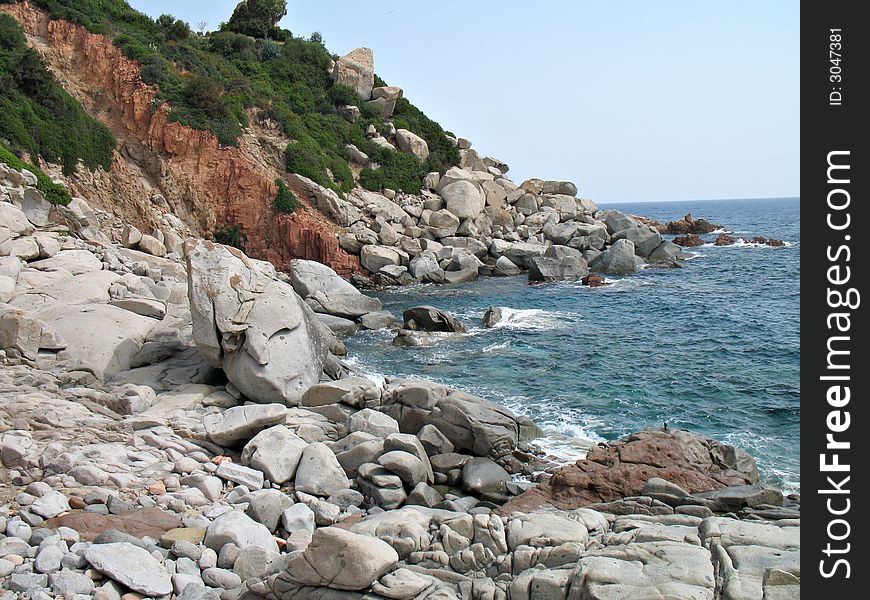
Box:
[127,1,800,203]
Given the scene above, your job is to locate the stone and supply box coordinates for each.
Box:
[203,403,288,447]
[186,240,330,407]
[49,569,96,596]
[542,181,579,196]
[428,209,460,237]
[359,310,400,330]
[215,461,265,490]
[290,259,358,297]
[35,545,64,573]
[110,297,167,319]
[41,508,182,542]
[30,491,70,519]
[232,546,274,581]
[160,528,207,548]
[528,256,588,282]
[506,513,589,550]
[695,484,784,512]
[281,503,315,535]
[494,256,522,277]
[612,224,663,257]
[201,567,241,589]
[601,210,638,235]
[277,527,399,591]
[302,377,382,408]
[344,143,370,165]
[29,249,103,275]
[501,429,758,513]
[395,129,430,162]
[378,451,430,487]
[84,542,172,597]
[294,442,350,496]
[203,510,279,554]
[590,239,638,274]
[372,568,434,600]
[462,457,510,495]
[331,47,375,101]
[138,235,166,257]
[402,306,467,333]
[348,408,400,437]
[0,203,34,236]
[241,425,307,484]
[121,225,142,248]
[440,180,484,219]
[360,245,402,273]
[307,290,382,319]
[417,424,455,455]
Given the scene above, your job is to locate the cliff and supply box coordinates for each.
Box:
[0,1,360,275]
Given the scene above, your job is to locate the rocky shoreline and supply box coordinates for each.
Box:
[2,162,799,599]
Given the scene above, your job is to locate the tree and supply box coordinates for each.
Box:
[223,0,287,39]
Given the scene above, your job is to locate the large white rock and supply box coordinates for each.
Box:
[276,527,398,591]
[290,259,358,298]
[331,47,375,101]
[37,303,155,381]
[0,304,66,360]
[440,180,485,220]
[360,245,402,274]
[185,240,330,406]
[0,204,34,236]
[395,129,430,162]
[29,250,103,275]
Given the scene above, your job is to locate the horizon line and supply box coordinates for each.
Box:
[600,195,799,205]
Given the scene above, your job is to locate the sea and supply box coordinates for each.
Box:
[345,197,801,492]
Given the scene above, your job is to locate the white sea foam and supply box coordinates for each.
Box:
[701,239,794,249]
[489,307,575,331]
[482,341,511,353]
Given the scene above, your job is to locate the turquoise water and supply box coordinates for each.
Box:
[346,198,800,491]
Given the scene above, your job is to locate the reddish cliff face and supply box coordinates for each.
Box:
[1,2,360,275]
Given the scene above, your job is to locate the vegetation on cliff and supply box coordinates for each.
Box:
[0,142,73,204]
[0,12,115,177]
[2,0,458,197]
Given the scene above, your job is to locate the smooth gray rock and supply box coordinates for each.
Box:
[203,403,288,447]
[462,457,510,495]
[30,491,70,519]
[240,425,307,484]
[186,240,330,407]
[590,239,638,274]
[84,542,172,597]
[294,442,350,497]
[215,461,265,490]
[528,255,588,282]
[402,306,467,333]
[290,259,358,297]
[203,510,279,554]
[347,408,400,438]
[49,569,95,596]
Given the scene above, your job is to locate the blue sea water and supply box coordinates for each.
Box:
[345,198,801,491]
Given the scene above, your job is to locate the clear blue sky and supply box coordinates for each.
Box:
[128,1,799,203]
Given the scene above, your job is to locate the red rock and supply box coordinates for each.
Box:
[148,481,166,495]
[498,429,757,514]
[581,275,607,287]
[663,214,721,234]
[714,233,736,246]
[68,496,87,510]
[672,234,704,247]
[41,507,182,542]
[0,3,362,277]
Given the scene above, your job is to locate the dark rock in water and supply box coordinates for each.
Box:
[403,306,467,333]
[672,234,704,247]
[582,275,607,287]
[767,238,786,247]
[482,307,502,328]
[663,213,721,234]
[714,233,736,246]
[498,428,758,513]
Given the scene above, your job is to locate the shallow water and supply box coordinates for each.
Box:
[345,198,801,491]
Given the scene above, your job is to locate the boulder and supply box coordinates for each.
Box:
[428,209,461,238]
[494,256,522,277]
[348,408,400,438]
[290,259,358,297]
[462,457,510,495]
[589,239,638,274]
[542,181,579,196]
[331,47,375,100]
[395,129,430,162]
[360,245,402,273]
[0,204,35,236]
[612,225,663,257]
[307,290,382,319]
[529,256,589,282]
[138,235,166,257]
[15,188,52,227]
[403,306,467,333]
[185,240,329,406]
[500,429,759,513]
[203,403,288,447]
[29,249,102,275]
[601,210,638,235]
[241,425,307,484]
[203,510,279,554]
[440,180,485,220]
[275,527,398,591]
[0,305,66,360]
[302,377,382,408]
[295,442,350,496]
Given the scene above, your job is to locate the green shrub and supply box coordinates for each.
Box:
[214,224,246,250]
[223,0,287,40]
[360,148,425,194]
[274,179,304,213]
[0,14,115,175]
[0,143,73,205]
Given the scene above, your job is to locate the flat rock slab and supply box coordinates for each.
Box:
[84,542,172,597]
[42,507,182,542]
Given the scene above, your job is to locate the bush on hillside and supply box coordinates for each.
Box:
[0,13,115,175]
[274,179,304,213]
[0,143,73,205]
[223,0,287,40]
[214,224,246,250]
